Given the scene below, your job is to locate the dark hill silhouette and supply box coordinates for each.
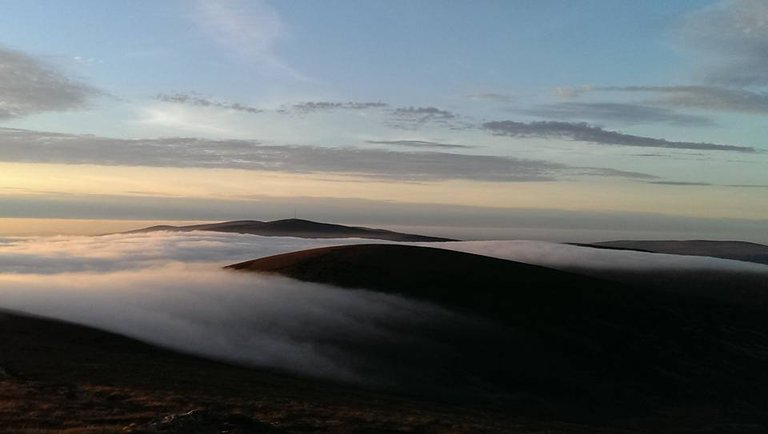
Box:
[125,218,453,242]
[579,240,768,265]
[228,244,768,423]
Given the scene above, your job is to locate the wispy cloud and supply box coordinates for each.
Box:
[679,0,768,86]
[0,44,100,119]
[646,181,713,186]
[466,93,514,103]
[520,102,714,126]
[483,120,754,152]
[0,127,654,182]
[598,86,768,114]
[157,93,262,114]
[388,106,461,130]
[365,140,473,149]
[193,0,306,80]
[291,101,389,113]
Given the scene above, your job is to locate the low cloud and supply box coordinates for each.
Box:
[0,232,494,390]
[0,127,653,182]
[483,120,753,152]
[0,233,766,390]
[520,102,713,126]
[0,44,99,119]
[437,240,768,308]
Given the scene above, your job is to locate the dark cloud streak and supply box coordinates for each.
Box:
[366,140,473,149]
[483,120,753,152]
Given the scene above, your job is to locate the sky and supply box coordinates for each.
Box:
[0,0,766,240]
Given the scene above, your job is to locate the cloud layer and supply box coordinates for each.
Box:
[0,232,491,388]
[0,232,766,389]
[0,127,653,182]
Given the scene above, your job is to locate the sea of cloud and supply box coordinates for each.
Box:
[0,231,766,387]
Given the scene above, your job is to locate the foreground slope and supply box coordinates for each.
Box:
[583,240,768,265]
[229,244,768,426]
[125,218,453,242]
[0,309,521,434]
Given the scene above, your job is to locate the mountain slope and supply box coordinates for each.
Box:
[125,218,453,242]
[228,244,768,422]
[0,309,520,433]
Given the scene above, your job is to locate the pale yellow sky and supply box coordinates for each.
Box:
[1,162,767,222]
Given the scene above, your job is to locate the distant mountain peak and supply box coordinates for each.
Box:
[123,219,455,242]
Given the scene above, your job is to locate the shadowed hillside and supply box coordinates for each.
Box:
[125,218,453,242]
[0,309,522,434]
[229,244,768,427]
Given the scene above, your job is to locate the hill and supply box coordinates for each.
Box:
[580,240,768,265]
[0,309,520,433]
[228,244,768,426]
[124,218,453,242]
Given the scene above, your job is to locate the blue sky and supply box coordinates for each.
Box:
[0,0,766,239]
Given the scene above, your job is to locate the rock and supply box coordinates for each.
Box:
[125,409,286,434]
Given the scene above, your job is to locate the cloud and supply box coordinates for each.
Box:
[482,120,754,152]
[365,140,473,149]
[392,106,455,119]
[0,232,766,391]
[520,102,714,126]
[598,86,768,114]
[388,106,460,130]
[679,0,768,86]
[466,93,514,103]
[552,85,594,99]
[157,93,262,114]
[194,0,305,80]
[0,232,498,392]
[2,232,768,388]
[0,127,653,182]
[646,181,713,186]
[0,44,99,119]
[291,101,389,113]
